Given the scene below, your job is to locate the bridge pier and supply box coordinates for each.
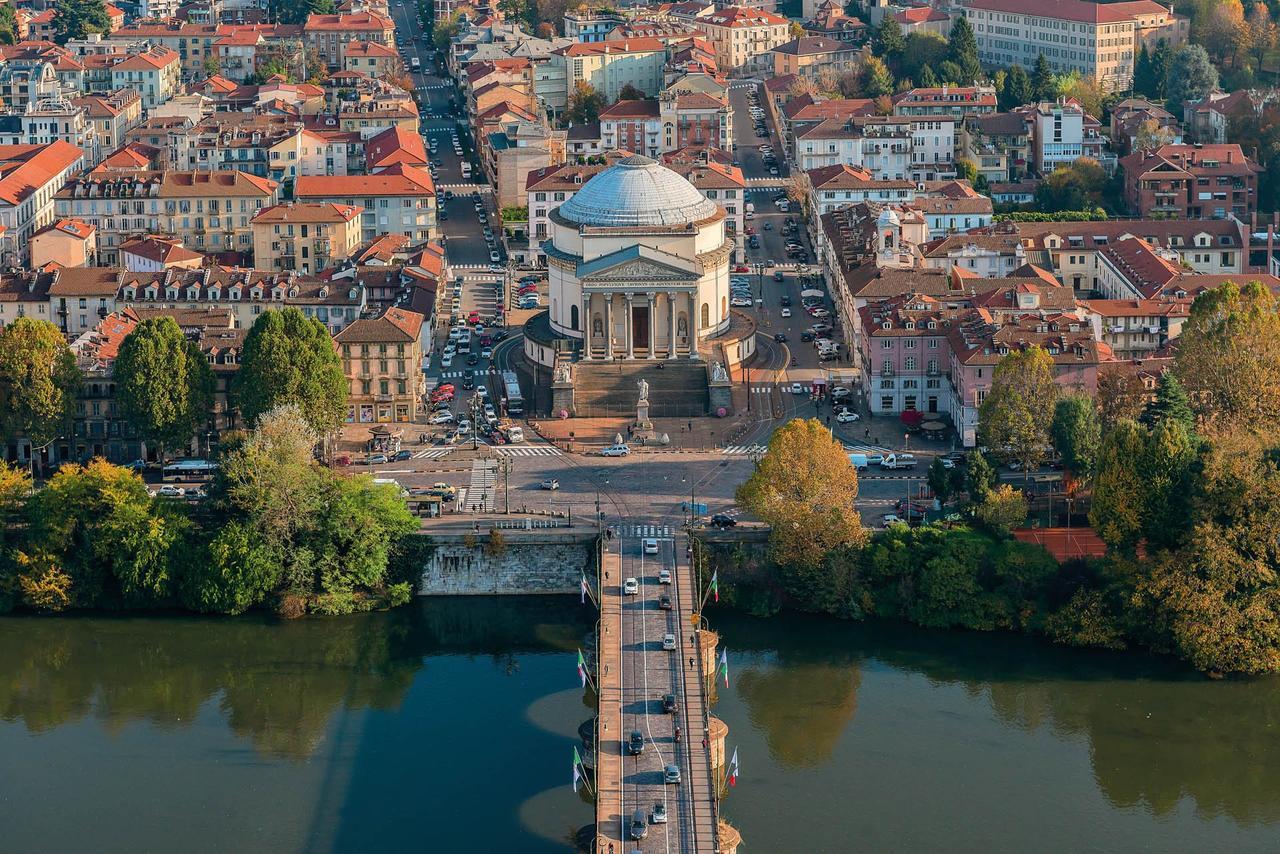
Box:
[696,627,719,680]
[718,820,743,853]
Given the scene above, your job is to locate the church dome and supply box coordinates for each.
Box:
[558,155,719,228]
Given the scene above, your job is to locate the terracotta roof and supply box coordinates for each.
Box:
[111,46,179,71]
[808,163,913,190]
[1099,237,1182,298]
[57,170,278,200]
[295,163,434,198]
[894,7,950,23]
[1013,219,1246,251]
[699,7,788,26]
[1079,298,1190,318]
[0,142,84,206]
[303,12,393,31]
[783,95,876,121]
[334,307,424,343]
[600,100,661,119]
[344,39,398,57]
[46,219,95,240]
[365,125,429,169]
[965,0,1171,24]
[120,236,204,265]
[558,38,666,56]
[252,202,363,224]
[49,267,119,297]
[1119,143,1260,179]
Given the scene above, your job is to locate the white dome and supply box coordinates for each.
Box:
[877,206,901,227]
[559,155,719,228]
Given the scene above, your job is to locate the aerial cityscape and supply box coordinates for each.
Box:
[1,0,1279,850]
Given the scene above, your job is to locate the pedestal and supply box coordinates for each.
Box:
[633,400,656,441]
[708,378,733,416]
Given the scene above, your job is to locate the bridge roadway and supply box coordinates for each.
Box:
[596,528,718,853]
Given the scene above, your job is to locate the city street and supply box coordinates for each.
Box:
[727,83,788,181]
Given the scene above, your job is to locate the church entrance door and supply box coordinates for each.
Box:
[632,303,650,357]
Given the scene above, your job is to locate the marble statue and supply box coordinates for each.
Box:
[711,361,728,382]
[637,377,649,402]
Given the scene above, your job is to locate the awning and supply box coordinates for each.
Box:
[801,289,824,298]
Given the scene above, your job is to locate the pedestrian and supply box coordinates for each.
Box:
[688,656,695,669]
[702,737,708,750]
[688,420,692,432]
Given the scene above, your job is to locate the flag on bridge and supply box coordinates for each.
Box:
[709,570,719,603]
[728,747,739,787]
[719,648,729,688]
[580,573,588,604]
[577,649,587,688]
[573,746,583,792]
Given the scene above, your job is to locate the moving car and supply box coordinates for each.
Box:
[631,810,648,841]
[600,444,630,457]
[658,569,672,584]
[156,485,185,497]
[662,694,678,714]
[662,633,677,651]
[540,478,559,490]
[881,453,918,470]
[363,454,388,465]
[628,730,645,755]
[773,333,787,342]
[623,577,639,594]
[836,410,860,423]
[659,593,672,610]
[643,538,659,555]
[710,513,736,528]
[651,803,668,824]
[780,307,792,317]
[664,765,682,784]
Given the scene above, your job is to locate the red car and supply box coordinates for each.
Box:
[732,265,750,273]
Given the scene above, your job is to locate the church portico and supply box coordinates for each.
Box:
[581,288,697,361]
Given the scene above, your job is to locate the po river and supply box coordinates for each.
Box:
[1,598,1277,853]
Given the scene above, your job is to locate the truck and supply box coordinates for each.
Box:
[847,453,869,470]
[881,453,918,470]
[501,425,524,443]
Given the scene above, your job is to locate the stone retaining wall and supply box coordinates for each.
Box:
[419,531,597,594]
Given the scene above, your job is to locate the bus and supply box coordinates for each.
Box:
[163,459,218,481]
[501,370,524,417]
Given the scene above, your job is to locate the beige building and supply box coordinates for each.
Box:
[251,202,364,275]
[963,0,1188,91]
[304,12,396,69]
[556,38,668,103]
[294,164,437,242]
[342,40,402,77]
[54,170,280,265]
[687,6,790,75]
[108,47,182,110]
[334,307,427,424]
[31,219,98,269]
[771,36,862,79]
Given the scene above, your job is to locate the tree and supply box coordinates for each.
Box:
[999,64,1031,110]
[235,307,347,436]
[1175,281,1280,428]
[1050,394,1101,481]
[1060,74,1105,120]
[947,16,982,85]
[927,457,962,505]
[1095,366,1148,429]
[975,484,1028,535]
[1165,45,1219,110]
[0,5,19,45]
[1200,0,1247,65]
[203,55,221,78]
[1134,117,1178,151]
[978,346,1058,474]
[269,0,335,25]
[1137,418,1197,551]
[1035,157,1106,211]
[900,32,948,83]
[51,0,110,44]
[873,14,905,69]
[565,81,605,124]
[954,159,978,183]
[964,451,998,502]
[860,56,894,100]
[790,20,806,39]
[616,83,646,102]
[736,419,867,568]
[1133,45,1156,98]
[1032,53,1054,102]
[1089,420,1148,552]
[0,318,81,466]
[1150,41,1173,100]
[1246,2,1279,70]
[784,171,814,218]
[1139,371,1195,433]
[917,64,939,89]
[536,22,556,38]
[113,317,214,463]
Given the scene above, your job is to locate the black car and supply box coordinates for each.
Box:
[467,355,479,366]
[800,331,815,342]
[662,694,678,714]
[392,450,412,461]
[773,333,787,342]
[780,295,792,306]
[628,730,645,755]
[710,513,737,528]
[659,593,672,610]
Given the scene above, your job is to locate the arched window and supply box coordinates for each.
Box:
[570,303,579,330]
[700,302,710,329]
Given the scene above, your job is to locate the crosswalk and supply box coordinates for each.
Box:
[412,448,454,459]
[722,445,768,456]
[751,385,815,394]
[493,445,562,457]
[843,443,891,455]
[618,524,674,538]
[465,459,497,512]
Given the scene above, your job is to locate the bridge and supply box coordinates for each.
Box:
[587,525,741,853]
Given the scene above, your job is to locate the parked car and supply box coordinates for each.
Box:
[710,513,736,528]
[393,450,412,461]
[157,485,185,497]
[363,454,388,465]
[601,444,630,457]
[540,478,559,490]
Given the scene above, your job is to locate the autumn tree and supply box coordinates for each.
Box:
[975,484,1028,535]
[1175,280,1280,429]
[1035,157,1107,211]
[860,55,894,99]
[0,318,81,468]
[736,418,867,568]
[978,346,1058,474]
[1134,117,1178,151]
[565,81,605,124]
[113,317,215,463]
[1095,365,1148,429]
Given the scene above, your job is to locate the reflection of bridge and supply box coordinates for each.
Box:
[590,525,740,853]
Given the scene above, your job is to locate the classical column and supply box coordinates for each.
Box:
[688,292,700,359]
[624,293,635,360]
[646,294,656,358]
[603,293,613,360]
[581,292,592,360]
[667,291,678,359]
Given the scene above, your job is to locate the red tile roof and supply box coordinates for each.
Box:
[296,163,434,198]
[0,142,84,206]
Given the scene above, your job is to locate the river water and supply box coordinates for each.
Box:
[1,600,1277,853]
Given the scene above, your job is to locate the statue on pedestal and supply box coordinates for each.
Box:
[711,361,728,383]
[636,377,649,403]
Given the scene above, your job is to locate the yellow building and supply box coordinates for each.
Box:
[334,307,427,424]
[251,202,364,275]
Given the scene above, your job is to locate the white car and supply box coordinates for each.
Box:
[789,382,805,394]
[730,297,752,307]
[780,307,792,317]
[429,411,455,424]
[156,485,185,497]
[456,419,472,433]
[441,354,453,368]
[662,633,678,651]
[643,538,659,555]
[658,568,672,584]
[836,410,860,423]
[623,577,639,595]
[882,514,906,526]
[600,444,630,457]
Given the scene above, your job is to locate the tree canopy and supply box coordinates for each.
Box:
[1165,44,1219,109]
[113,317,215,460]
[0,318,81,456]
[978,346,1058,473]
[235,308,347,436]
[52,0,110,44]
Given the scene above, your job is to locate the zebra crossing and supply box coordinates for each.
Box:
[751,385,814,394]
[411,448,454,460]
[620,524,674,538]
[493,445,562,457]
[465,459,497,512]
[721,445,768,456]
[843,443,892,455]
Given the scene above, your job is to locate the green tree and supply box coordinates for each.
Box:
[1139,371,1195,433]
[927,457,960,504]
[1165,44,1219,109]
[900,32,949,83]
[947,16,982,84]
[184,520,279,615]
[616,83,647,102]
[978,346,1058,474]
[954,158,978,183]
[113,317,215,463]
[565,81,605,124]
[203,55,221,78]
[52,0,110,44]
[736,419,867,568]
[0,318,81,467]
[874,14,905,69]
[1050,394,1101,480]
[269,0,335,25]
[1035,157,1107,212]
[964,451,998,502]
[1175,281,1280,428]
[1138,418,1197,552]
[1001,64,1032,110]
[1089,420,1148,552]
[1096,365,1148,429]
[1150,41,1173,100]
[860,55,895,99]
[0,5,18,45]
[1133,44,1157,98]
[1032,53,1054,101]
[917,64,939,89]
[235,307,347,436]
[975,484,1028,535]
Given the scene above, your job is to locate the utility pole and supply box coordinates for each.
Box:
[502,455,510,514]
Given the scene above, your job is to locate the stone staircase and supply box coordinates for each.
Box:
[572,360,709,418]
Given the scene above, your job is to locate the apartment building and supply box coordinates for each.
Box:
[0,141,86,252]
[770,37,862,79]
[807,164,916,215]
[251,202,364,274]
[556,38,667,102]
[1120,143,1261,220]
[54,170,280,265]
[294,164,437,242]
[796,115,956,181]
[958,112,1031,183]
[342,40,402,77]
[598,90,732,157]
[1078,297,1190,359]
[107,47,183,110]
[486,119,568,209]
[891,86,997,120]
[334,307,427,424]
[686,6,790,74]
[72,90,144,164]
[31,219,98,270]
[858,294,966,417]
[962,0,1187,91]
[304,12,396,69]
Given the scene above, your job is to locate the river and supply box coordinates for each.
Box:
[1,600,1277,853]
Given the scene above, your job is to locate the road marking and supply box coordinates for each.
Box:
[373,468,414,474]
[721,445,767,456]
[493,445,563,457]
[413,449,454,459]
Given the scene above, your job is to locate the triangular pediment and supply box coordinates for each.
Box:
[578,244,700,282]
